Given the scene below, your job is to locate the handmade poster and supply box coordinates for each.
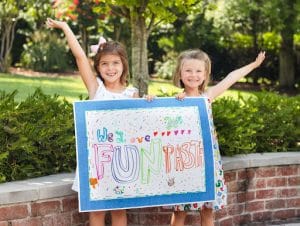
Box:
[73,97,215,212]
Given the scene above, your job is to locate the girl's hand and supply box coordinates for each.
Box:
[46,18,67,30]
[254,51,266,68]
[176,92,186,101]
[144,94,156,102]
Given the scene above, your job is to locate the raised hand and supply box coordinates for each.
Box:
[253,51,266,68]
[46,18,67,30]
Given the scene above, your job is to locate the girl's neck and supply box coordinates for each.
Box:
[184,88,201,97]
[104,81,125,93]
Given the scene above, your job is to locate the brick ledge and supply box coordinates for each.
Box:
[1,152,299,206]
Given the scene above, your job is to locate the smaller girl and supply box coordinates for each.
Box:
[171,49,265,226]
[46,18,139,226]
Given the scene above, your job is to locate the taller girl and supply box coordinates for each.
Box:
[46,18,138,226]
[171,49,265,226]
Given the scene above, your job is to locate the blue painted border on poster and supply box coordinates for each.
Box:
[73,97,215,212]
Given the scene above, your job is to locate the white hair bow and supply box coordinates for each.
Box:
[90,37,107,53]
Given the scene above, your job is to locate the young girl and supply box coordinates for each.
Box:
[171,49,265,226]
[46,18,139,226]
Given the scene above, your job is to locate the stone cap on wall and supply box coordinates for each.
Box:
[222,152,300,171]
[0,152,299,205]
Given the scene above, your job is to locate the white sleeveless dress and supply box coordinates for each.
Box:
[72,78,138,191]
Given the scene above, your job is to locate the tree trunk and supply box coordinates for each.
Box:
[130,12,149,97]
[279,32,295,89]
[0,19,17,72]
[279,0,295,90]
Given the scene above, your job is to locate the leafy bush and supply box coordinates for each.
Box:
[0,89,76,182]
[20,30,72,72]
[0,89,299,182]
[213,92,300,156]
[154,51,177,80]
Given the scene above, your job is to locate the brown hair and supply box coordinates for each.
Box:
[94,41,129,86]
[173,49,211,93]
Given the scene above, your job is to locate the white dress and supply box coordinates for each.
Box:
[72,78,138,191]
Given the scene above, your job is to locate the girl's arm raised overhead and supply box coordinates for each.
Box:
[205,51,265,101]
[46,18,98,98]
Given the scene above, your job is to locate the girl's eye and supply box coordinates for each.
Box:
[113,61,121,65]
[100,62,107,66]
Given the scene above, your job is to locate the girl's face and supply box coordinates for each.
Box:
[180,59,206,91]
[98,54,124,85]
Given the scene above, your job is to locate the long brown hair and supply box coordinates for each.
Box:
[94,41,129,86]
[173,49,211,93]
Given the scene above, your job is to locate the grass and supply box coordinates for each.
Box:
[0,72,257,102]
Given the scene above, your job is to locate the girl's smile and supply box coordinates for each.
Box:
[180,59,206,94]
[98,54,124,85]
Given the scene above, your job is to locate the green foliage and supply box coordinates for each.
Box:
[154,51,177,80]
[0,89,76,182]
[213,92,300,156]
[0,88,298,182]
[20,30,72,72]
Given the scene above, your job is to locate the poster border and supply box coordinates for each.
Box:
[73,97,215,212]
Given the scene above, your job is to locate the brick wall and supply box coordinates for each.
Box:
[0,162,299,225]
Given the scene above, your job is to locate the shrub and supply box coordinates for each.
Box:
[20,30,72,72]
[0,89,76,182]
[213,92,300,156]
[0,89,298,182]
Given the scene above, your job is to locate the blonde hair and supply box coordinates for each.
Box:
[173,49,211,93]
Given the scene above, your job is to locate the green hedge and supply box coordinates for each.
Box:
[213,93,300,156]
[0,89,299,183]
[0,89,76,183]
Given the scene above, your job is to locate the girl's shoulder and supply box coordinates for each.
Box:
[124,86,138,97]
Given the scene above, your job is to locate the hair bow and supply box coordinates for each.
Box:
[90,37,107,53]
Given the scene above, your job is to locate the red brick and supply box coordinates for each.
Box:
[256,189,276,199]
[185,213,201,224]
[265,199,286,209]
[256,167,276,178]
[0,222,8,226]
[252,211,272,222]
[227,193,237,205]
[273,209,296,220]
[286,198,300,207]
[245,201,265,212]
[237,170,247,180]
[227,181,238,192]
[227,204,244,215]
[52,213,72,226]
[62,196,78,212]
[237,180,248,191]
[237,193,246,203]
[248,178,266,189]
[31,200,61,217]
[11,217,42,226]
[137,213,171,225]
[267,177,287,187]
[276,165,299,176]
[218,218,233,226]
[214,208,228,220]
[279,188,298,197]
[224,171,236,183]
[232,214,251,224]
[0,205,28,221]
[72,211,89,225]
[245,191,255,202]
[288,176,300,186]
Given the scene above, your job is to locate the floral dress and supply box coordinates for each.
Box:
[173,98,227,211]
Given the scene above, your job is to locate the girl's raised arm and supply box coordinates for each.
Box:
[205,51,265,101]
[46,18,98,98]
